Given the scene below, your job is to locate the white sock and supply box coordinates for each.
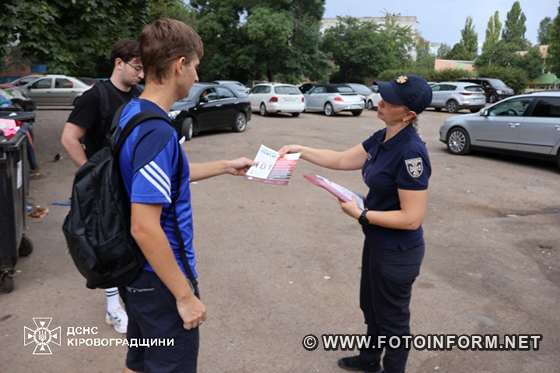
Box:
[105,287,121,313]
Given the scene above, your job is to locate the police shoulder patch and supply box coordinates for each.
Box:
[404,157,423,178]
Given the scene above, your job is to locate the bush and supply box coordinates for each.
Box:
[476,66,528,94]
[378,66,528,93]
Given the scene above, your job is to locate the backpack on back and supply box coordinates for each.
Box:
[63,108,169,289]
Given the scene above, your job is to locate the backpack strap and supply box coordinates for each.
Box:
[112,110,170,157]
[173,146,199,292]
[113,109,198,290]
[96,81,112,121]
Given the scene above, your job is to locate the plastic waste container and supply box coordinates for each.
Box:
[0,130,33,293]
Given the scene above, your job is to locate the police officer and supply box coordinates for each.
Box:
[279,74,433,373]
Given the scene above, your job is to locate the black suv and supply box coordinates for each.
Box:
[458,78,514,103]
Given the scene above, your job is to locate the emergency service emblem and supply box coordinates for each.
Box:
[405,157,423,178]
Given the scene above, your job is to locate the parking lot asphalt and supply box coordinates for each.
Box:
[1,107,559,373]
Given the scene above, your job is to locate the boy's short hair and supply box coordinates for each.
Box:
[110,39,141,64]
[140,18,204,83]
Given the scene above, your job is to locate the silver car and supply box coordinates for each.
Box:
[17,75,92,106]
[304,84,364,116]
[430,82,487,113]
[439,92,560,168]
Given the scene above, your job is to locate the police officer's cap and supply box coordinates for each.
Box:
[376,74,432,114]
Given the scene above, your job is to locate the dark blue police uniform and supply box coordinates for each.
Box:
[339,74,434,373]
[358,124,431,373]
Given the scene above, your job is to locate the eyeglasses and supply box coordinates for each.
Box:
[126,62,143,73]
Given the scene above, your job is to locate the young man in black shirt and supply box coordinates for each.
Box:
[60,39,144,334]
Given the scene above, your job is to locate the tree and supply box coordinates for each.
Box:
[191,0,330,83]
[246,7,293,82]
[538,17,552,45]
[320,16,414,83]
[0,1,149,75]
[148,0,196,24]
[415,36,435,69]
[549,2,560,75]
[483,11,502,54]
[476,41,543,80]
[447,17,478,60]
[437,44,452,58]
[476,40,517,67]
[502,1,529,49]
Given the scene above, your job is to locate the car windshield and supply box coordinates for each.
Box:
[465,85,484,92]
[349,84,372,95]
[336,86,355,94]
[488,79,508,89]
[274,86,300,95]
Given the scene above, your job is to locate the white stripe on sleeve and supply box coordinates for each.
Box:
[139,168,172,202]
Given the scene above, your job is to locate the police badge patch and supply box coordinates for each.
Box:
[405,157,423,178]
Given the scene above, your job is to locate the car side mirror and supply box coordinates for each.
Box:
[199,96,208,104]
[481,109,489,117]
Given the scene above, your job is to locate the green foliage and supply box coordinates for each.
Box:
[549,3,560,75]
[476,65,528,93]
[192,0,331,83]
[476,40,518,67]
[502,1,530,49]
[321,16,414,83]
[415,36,435,69]
[437,44,452,58]
[538,17,552,45]
[377,68,473,82]
[0,0,148,76]
[147,0,196,25]
[517,47,545,80]
[447,17,478,61]
[483,11,502,54]
[476,41,543,80]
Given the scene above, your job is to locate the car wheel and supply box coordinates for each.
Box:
[0,272,14,293]
[489,94,498,103]
[446,127,471,155]
[259,103,267,116]
[323,102,334,116]
[233,112,247,132]
[366,100,374,110]
[18,235,33,257]
[182,117,194,141]
[446,100,459,113]
[351,110,362,117]
[291,113,300,117]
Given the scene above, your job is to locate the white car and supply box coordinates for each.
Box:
[366,84,382,110]
[249,83,305,117]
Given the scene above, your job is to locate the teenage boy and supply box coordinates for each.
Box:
[117,18,253,373]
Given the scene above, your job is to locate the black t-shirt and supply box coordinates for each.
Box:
[67,80,140,157]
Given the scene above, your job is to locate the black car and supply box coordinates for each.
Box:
[458,78,514,103]
[169,83,251,140]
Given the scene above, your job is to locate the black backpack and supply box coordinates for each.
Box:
[63,107,196,289]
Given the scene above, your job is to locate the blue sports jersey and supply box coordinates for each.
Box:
[116,98,197,279]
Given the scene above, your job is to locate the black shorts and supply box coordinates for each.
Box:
[122,270,199,373]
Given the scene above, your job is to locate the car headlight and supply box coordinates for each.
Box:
[497,90,504,94]
[168,110,181,120]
